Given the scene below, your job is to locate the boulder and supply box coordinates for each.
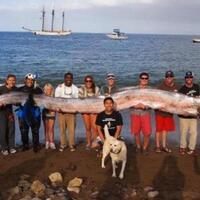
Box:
[49,172,63,187]
[67,177,83,194]
[30,180,46,197]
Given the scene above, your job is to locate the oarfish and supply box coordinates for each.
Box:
[0,92,28,105]
[33,88,200,116]
[0,88,200,116]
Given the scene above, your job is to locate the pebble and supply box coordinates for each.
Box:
[30,180,46,197]
[144,186,154,192]
[147,190,159,198]
[90,191,99,198]
[18,180,31,191]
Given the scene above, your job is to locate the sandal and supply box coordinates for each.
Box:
[155,147,161,153]
[162,147,172,153]
[179,148,186,155]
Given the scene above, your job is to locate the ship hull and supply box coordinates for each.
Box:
[33,30,72,36]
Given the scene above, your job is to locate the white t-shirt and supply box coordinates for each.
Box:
[55,83,79,98]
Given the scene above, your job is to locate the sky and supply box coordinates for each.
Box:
[0,0,200,34]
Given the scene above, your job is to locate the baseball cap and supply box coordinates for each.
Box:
[139,72,149,79]
[25,73,36,80]
[165,70,174,78]
[185,71,193,78]
[107,73,115,80]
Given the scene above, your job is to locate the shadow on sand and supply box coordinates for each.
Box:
[153,155,185,200]
[96,145,140,200]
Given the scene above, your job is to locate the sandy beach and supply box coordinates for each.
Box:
[1,142,200,200]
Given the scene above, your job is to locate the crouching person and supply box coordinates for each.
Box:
[17,73,43,153]
[96,97,123,143]
[0,74,17,156]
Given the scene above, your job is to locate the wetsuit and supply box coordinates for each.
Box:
[17,85,43,151]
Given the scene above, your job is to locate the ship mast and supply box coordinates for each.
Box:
[41,7,45,31]
[51,9,55,32]
[62,11,65,32]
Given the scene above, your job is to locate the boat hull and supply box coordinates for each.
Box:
[33,30,72,36]
[193,39,200,43]
[106,34,128,40]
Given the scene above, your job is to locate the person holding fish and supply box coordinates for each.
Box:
[155,71,179,153]
[178,71,200,155]
[0,74,17,156]
[17,73,43,153]
[55,72,79,152]
[42,83,56,150]
[79,75,100,150]
[130,72,152,155]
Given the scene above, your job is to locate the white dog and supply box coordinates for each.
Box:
[101,125,127,179]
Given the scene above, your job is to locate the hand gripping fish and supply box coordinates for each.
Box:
[1,88,200,116]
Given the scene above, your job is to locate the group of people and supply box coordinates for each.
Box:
[0,70,199,156]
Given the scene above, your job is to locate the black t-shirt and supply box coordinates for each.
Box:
[96,111,123,136]
[0,85,17,114]
[178,83,200,118]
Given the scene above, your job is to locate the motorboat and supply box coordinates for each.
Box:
[107,29,128,40]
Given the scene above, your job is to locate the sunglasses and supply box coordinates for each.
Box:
[185,76,193,79]
[140,77,149,80]
[85,79,92,82]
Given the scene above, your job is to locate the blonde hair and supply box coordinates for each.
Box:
[43,83,54,96]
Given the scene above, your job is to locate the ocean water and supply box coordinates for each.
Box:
[0,32,200,145]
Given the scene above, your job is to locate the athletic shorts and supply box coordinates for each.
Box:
[130,114,151,136]
[155,114,175,132]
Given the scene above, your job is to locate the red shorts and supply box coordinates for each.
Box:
[155,114,175,132]
[130,114,151,136]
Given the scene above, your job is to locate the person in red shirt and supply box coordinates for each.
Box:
[155,71,179,153]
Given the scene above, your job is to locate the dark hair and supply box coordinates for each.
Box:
[103,97,114,104]
[84,75,95,93]
[6,74,16,79]
[64,72,73,79]
[139,72,149,79]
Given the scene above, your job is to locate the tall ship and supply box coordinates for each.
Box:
[23,7,72,36]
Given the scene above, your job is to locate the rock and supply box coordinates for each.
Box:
[130,189,137,197]
[144,186,154,192]
[9,186,21,196]
[30,180,46,197]
[90,191,99,198]
[67,177,83,194]
[32,198,41,200]
[68,177,83,188]
[49,172,63,187]
[67,186,80,194]
[147,190,159,198]
[18,180,31,191]
[19,195,32,200]
[20,174,30,180]
[45,188,55,196]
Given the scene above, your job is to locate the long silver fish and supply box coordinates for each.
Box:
[34,88,200,116]
[0,89,200,116]
[0,92,28,105]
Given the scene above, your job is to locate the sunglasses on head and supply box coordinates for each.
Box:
[140,77,149,80]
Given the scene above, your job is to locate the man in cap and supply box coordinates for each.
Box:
[178,71,199,155]
[155,70,179,153]
[100,73,118,96]
[17,73,43,152]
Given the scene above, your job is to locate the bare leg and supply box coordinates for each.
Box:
[162,131,167,148]
[155,132,161,148]
[143,135,150,150]
[82,114,92,147]
[119,160,126,179]
[91,114,98,141]
[135,134,141,149]
[48,119,55,143]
